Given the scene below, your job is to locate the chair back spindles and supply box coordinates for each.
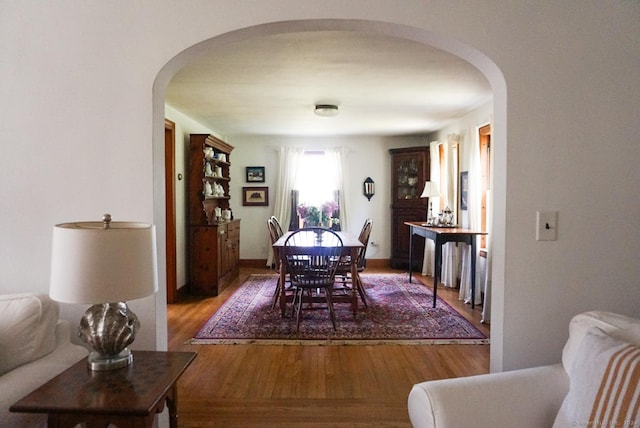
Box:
[270,215,284,237]
[356,219,373,269]
[283,227,343,331]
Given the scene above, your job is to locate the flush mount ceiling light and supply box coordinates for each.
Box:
[314,104,339,117]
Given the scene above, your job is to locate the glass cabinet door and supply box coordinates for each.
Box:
[396,157,421,200]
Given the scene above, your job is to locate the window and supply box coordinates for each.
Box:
[436,140,459,223]
[478,124,491,248]
[294,150,340,227]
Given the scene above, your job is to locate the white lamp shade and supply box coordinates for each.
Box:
[420,181,440,198]
[50,221,158,304]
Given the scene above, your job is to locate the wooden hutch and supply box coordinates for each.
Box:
[187,134,240,296]
[389,146,430,269]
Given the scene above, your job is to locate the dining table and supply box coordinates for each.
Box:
[405,222,487,309]
[272,229,364,317]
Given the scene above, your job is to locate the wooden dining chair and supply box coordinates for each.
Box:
[335,218,372,308]
[283,227,343,331]
[267,217,287,309]
[270,215,284,237]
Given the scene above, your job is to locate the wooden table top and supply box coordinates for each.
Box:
[272,230,363,248]
[405,221,487,235]
[10,351,197,416]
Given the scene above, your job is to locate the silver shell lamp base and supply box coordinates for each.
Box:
[77,302,141,371]
[87,349,134,371]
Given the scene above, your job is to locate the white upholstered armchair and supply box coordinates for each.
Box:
[408,311,640,428]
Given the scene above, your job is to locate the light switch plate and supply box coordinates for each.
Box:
[536,211,558,241]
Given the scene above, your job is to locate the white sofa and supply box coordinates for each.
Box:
[0,293,88,427]
[408,311,640,428]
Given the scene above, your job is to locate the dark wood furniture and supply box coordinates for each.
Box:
[188,134,240,296]
[189,219,240,296]
[10,351,196,428]
[273,230,363,317]
[283,228,344,331]
[405,222,487,309]
[335,218,372,308]
[389,147,430,269]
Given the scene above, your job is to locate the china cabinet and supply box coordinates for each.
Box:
[188,134,240,296]
[389,146,430,269]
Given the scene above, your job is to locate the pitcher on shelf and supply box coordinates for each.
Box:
[204,182,213,197]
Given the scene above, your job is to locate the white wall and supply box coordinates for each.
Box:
[1,1,639,374]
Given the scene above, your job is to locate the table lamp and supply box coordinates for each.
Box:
[49,214,158,371]
[420,181,440,224]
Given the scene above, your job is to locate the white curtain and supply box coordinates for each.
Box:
[481,189,492,322]
[267,146,303,267]
[440,139,460,288]
[267,147,349,267]
[459,131,483,305]
[325,147,350,233]
[421,142,440,276]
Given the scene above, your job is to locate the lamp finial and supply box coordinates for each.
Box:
[102,213,112,229]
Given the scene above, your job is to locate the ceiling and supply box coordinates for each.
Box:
[166,31,492,138]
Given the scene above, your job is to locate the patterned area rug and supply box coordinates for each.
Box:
[191,273,489,345]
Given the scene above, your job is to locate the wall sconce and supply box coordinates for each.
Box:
[363,177,375,201]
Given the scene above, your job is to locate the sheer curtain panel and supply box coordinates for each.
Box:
[267,147,303,267]
[421,142,440,276]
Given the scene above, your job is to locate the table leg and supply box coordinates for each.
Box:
[432,237,442,308]
[408,226,414,283]
[167,383,178,428]
[470,236,477,310]
[47,414,60,428]
[279,259,287,317]
[350,247,359,315]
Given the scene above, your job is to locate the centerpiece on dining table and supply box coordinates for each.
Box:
[297,201,339,229]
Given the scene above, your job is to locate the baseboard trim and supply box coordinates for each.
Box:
[240,259,272,269]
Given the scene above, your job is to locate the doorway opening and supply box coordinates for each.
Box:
[153,19,507,370]
[165,119,178,303]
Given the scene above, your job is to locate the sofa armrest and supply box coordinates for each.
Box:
[2,319,88,428]
[55,319,74,346]
[408,364,569,428]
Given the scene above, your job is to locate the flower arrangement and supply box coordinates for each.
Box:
[321,200,339,220]
[297,201,339,227]
[297,204,321,225]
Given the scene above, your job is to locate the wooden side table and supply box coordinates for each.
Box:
[10,350,196,428]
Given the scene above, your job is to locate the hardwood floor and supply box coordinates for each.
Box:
[167,266,490,427]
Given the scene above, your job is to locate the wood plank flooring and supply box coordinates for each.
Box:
[167,266,490,427]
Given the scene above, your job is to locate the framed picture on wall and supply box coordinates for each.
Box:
[460,171,469,211]
[246,166,265,183]
[242,186,269,206]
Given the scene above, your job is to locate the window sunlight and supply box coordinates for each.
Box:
[295,151,339,207]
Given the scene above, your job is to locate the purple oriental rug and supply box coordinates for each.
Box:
[191,273,489,345]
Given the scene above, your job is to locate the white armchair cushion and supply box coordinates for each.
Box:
[0,293,59,375]
[408,364,569,428]
[553,329,640,428]
[562,311,640,378]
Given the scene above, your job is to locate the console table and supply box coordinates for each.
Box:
[10,350,196,428]
[405,222,487,309]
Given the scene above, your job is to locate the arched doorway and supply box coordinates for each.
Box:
[152,19,507,370]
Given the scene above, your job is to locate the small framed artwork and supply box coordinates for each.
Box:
[460,171,469,211]
[246,166,265,183]
[242,186,269,206]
